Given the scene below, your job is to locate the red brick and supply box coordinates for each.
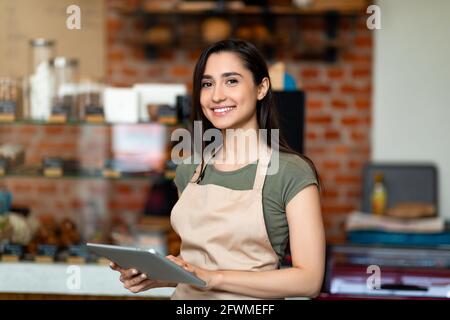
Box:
[132,48,145,60]
[306,99,324,110]
[354,36,372,48]
[352,67,371,78]
[107,19,123,32]
[114,184,133,195]
[356,18,370,31]
[159,51,175,60]
[351,130,367,142]
[171,66,190,78]
[303,84,332,93]
[133,20,145,32]
[122,67,138,77]
[342,52,371,64]
[341,84,372,95]
[323,189,339,199]
[327,68,345,80]
[355,99,370,110]
[67,127,79,135]
[307,132,318,140]
[37,184,58,194]
[55,201,66,211]
[335,145,350,154]
[348,160,364,170]
[323,160,341,170]
[20,126,39,135]
[108,51,125,62]
[300,68,320,79]
[307,146,327,154]
[299,19,326,30]
[187,49,201,61]
[322,205,356,214]
[325,130,341,140]
[9,183,33,193]
[341,116,361,126]
[335,175,361,184]
[110,81,133,87]
[331,99,348,109]
[307,115,333,125]
[70,199,83,210]
[326,234,347,244]
[340,19,353,31]
[44,126,65,135]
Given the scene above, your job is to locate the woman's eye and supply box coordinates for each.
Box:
[226,78,238,85]
[201,82,213,88]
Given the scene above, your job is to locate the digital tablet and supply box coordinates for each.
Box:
[86,243,206,287]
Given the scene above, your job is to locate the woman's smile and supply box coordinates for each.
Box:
[210,105,237,117]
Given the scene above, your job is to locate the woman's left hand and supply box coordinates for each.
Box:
[166,255,220,290]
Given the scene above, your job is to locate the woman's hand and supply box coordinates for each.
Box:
[166,255,221,290]
[109,262,174,293]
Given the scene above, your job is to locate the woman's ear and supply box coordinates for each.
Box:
[257,77,270,101]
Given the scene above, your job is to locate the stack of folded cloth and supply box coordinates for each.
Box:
[345,202,450,246]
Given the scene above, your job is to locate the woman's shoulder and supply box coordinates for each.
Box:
[272,151,316,176]
[266,151,318,204]
[174,156,199,192]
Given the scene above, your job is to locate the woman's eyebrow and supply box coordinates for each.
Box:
[202,72,243,79]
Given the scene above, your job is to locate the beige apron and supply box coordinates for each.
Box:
[170,144,280,300]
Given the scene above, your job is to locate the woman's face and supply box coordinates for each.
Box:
[200,52,267,130]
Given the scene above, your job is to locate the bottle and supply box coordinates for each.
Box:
[0,184,13,215]
[371,172,387,215]
[49,57,80,122]
[28,39,56,121]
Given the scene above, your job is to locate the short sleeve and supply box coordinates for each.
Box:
[281,155,319,207]
[173,162,197,194]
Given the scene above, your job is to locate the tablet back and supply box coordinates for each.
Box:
[87,243,206,287]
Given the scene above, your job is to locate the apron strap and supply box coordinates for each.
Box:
[189,143,272,189]
[253,144,273,192]
[189,145,223,183]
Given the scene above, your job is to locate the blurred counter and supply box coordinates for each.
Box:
[0,262,174,299]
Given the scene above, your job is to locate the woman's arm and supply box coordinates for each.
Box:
[169,184,326,299]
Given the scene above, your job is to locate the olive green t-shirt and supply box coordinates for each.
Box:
[173,152,318,262]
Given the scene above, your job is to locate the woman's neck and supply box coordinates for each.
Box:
[214,127,260,166]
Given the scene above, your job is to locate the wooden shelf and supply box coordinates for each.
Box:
[117,0,368,16]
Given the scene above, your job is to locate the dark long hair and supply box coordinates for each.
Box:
[190,39,320,188]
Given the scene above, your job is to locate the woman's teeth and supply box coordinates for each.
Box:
[213,107,235,113]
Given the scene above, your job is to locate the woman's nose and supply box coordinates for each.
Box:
[212,85,226,102]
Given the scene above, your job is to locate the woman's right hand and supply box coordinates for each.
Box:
[109,261,162,293]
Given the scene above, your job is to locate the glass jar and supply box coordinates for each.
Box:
[28,39,56,121]
[0,77,21,121]
[77,78,104,122]
[49,57,79,122]
[29,39,55,74]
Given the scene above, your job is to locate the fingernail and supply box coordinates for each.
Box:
[141,274,147,279]
[132,269,138,275]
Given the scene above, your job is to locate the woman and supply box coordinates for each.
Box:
[110,39,325,299]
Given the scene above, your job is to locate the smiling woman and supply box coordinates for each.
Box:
[110,39,325,300]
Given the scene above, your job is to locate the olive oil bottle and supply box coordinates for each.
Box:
[371,173,387,215]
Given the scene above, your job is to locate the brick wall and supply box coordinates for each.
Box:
[105,1,373,243]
